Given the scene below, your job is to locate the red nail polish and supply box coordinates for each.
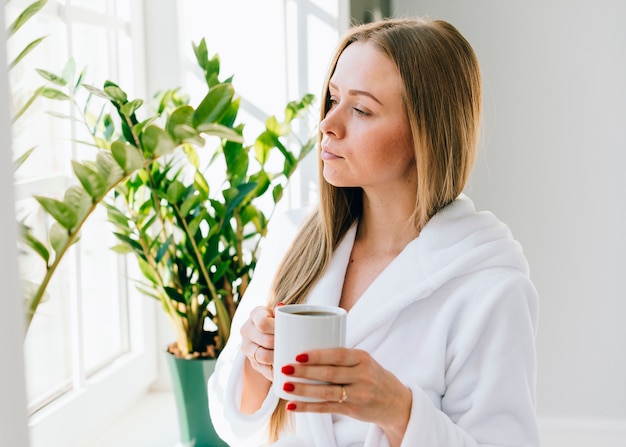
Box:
[286,402,297,411]
[283,382,295,392]
[277,302,285,307]
[281,365,295,375]
[295,353,309,363]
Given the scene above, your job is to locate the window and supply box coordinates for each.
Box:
[7,1,156,445]
[7,0,347,444]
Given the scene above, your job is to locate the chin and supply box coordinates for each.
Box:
[323,173,348,188]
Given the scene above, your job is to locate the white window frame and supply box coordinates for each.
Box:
[0,4,30,445]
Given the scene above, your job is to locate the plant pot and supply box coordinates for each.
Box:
[165,351,228,447]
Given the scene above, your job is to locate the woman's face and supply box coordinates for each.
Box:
[320,41,416,194]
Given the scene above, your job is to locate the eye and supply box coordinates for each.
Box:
[353,107,369,117]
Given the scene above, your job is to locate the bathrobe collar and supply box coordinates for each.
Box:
[304,193,529,350]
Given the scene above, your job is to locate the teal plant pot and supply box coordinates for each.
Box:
[165,352,228,447]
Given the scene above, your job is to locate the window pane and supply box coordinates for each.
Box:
[80,207,128,374]
[69,0,106,14]
[114,0,131,21]
[19,199,73,412]
[8,13,70,182]
[71,24,111,89]
[10,1,137,415]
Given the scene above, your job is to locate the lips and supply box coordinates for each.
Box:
[320,146,342,160]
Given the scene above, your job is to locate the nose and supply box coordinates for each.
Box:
[319,106,343,139]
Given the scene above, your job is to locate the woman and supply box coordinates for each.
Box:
[209,17,539,447]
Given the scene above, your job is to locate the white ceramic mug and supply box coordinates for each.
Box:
[273,304,347,402]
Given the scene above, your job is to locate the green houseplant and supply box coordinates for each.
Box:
[20,38,315,445]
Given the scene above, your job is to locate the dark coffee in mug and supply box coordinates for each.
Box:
[293,311,336,316]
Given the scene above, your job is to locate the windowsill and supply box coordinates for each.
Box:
[86,391,180,447]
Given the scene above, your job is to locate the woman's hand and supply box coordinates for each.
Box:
[279,348,412,446]
[240,305,277,381]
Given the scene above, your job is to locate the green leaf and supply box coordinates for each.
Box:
[273,137,297,168]
[166,105,201,144]
[72,161,106,200]
[9,35,47,70]
[192,38,209,71]
[113,232,143,254]
[272,183,284,203]
[133,116,157,137]
[82,84,109,100]
[35,196,77,230]
[182,143,200,169]
[103,81,128,103]
[179,193,202,217]
[266,115,289,135]
[192,83,235,128]
[7,0,48,37]
[13,146,36,172]
[36,68,67,86]
[137,256,159,285]
[63,185,93,223]
[195,123,243,143]
[223,182,258,217]
[49,222,70,255]
[110,243,133,254]
[120,98,143,117]
[248,170,270,199]
[213,297,231,349]
[155,236,173,264]
[204,55,222,87]
[165,180,185,204]
[111,140,144,173]
[254,130,274,165]
[40,87,70,100]
[135,284,163,302]
[21,225,50,264]
[285,93,315,122]
[224,140,248,185]
[12,85,44,122]
[105,204,130,229]
[103,114,115,141]
[141,125,177,157]
[218,97,240,128]
[211,261,231,282]
[96,151,124,187]
[74,66,87,91]
[61,58,76,86]
[193,171,209,198]
[164,286,185,304]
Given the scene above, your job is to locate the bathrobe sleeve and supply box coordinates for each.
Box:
[208,209,310,446]
[400,270,539,447]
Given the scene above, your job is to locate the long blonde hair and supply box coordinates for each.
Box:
[268,17,482,441]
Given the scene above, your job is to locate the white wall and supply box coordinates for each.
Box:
[0,6,30,446]
[393,0,626,442]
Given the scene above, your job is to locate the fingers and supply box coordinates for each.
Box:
[240,306,276,349]
[277,348,367,405]
[281,380,353,406]
[279,349,413,437]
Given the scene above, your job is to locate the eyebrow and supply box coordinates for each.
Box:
[329,82,383,106]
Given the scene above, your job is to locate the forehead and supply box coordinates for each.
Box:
[330,41,403,96]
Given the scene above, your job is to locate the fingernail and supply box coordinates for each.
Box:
[277,302,285,307]
[281,365,295,375]
[283,382,295,392]
[295,353,309,363]
[286,402,297,411]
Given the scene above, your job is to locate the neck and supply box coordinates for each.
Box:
[356,191,421,256]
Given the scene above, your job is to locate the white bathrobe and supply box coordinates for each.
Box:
[208,194,540,447]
